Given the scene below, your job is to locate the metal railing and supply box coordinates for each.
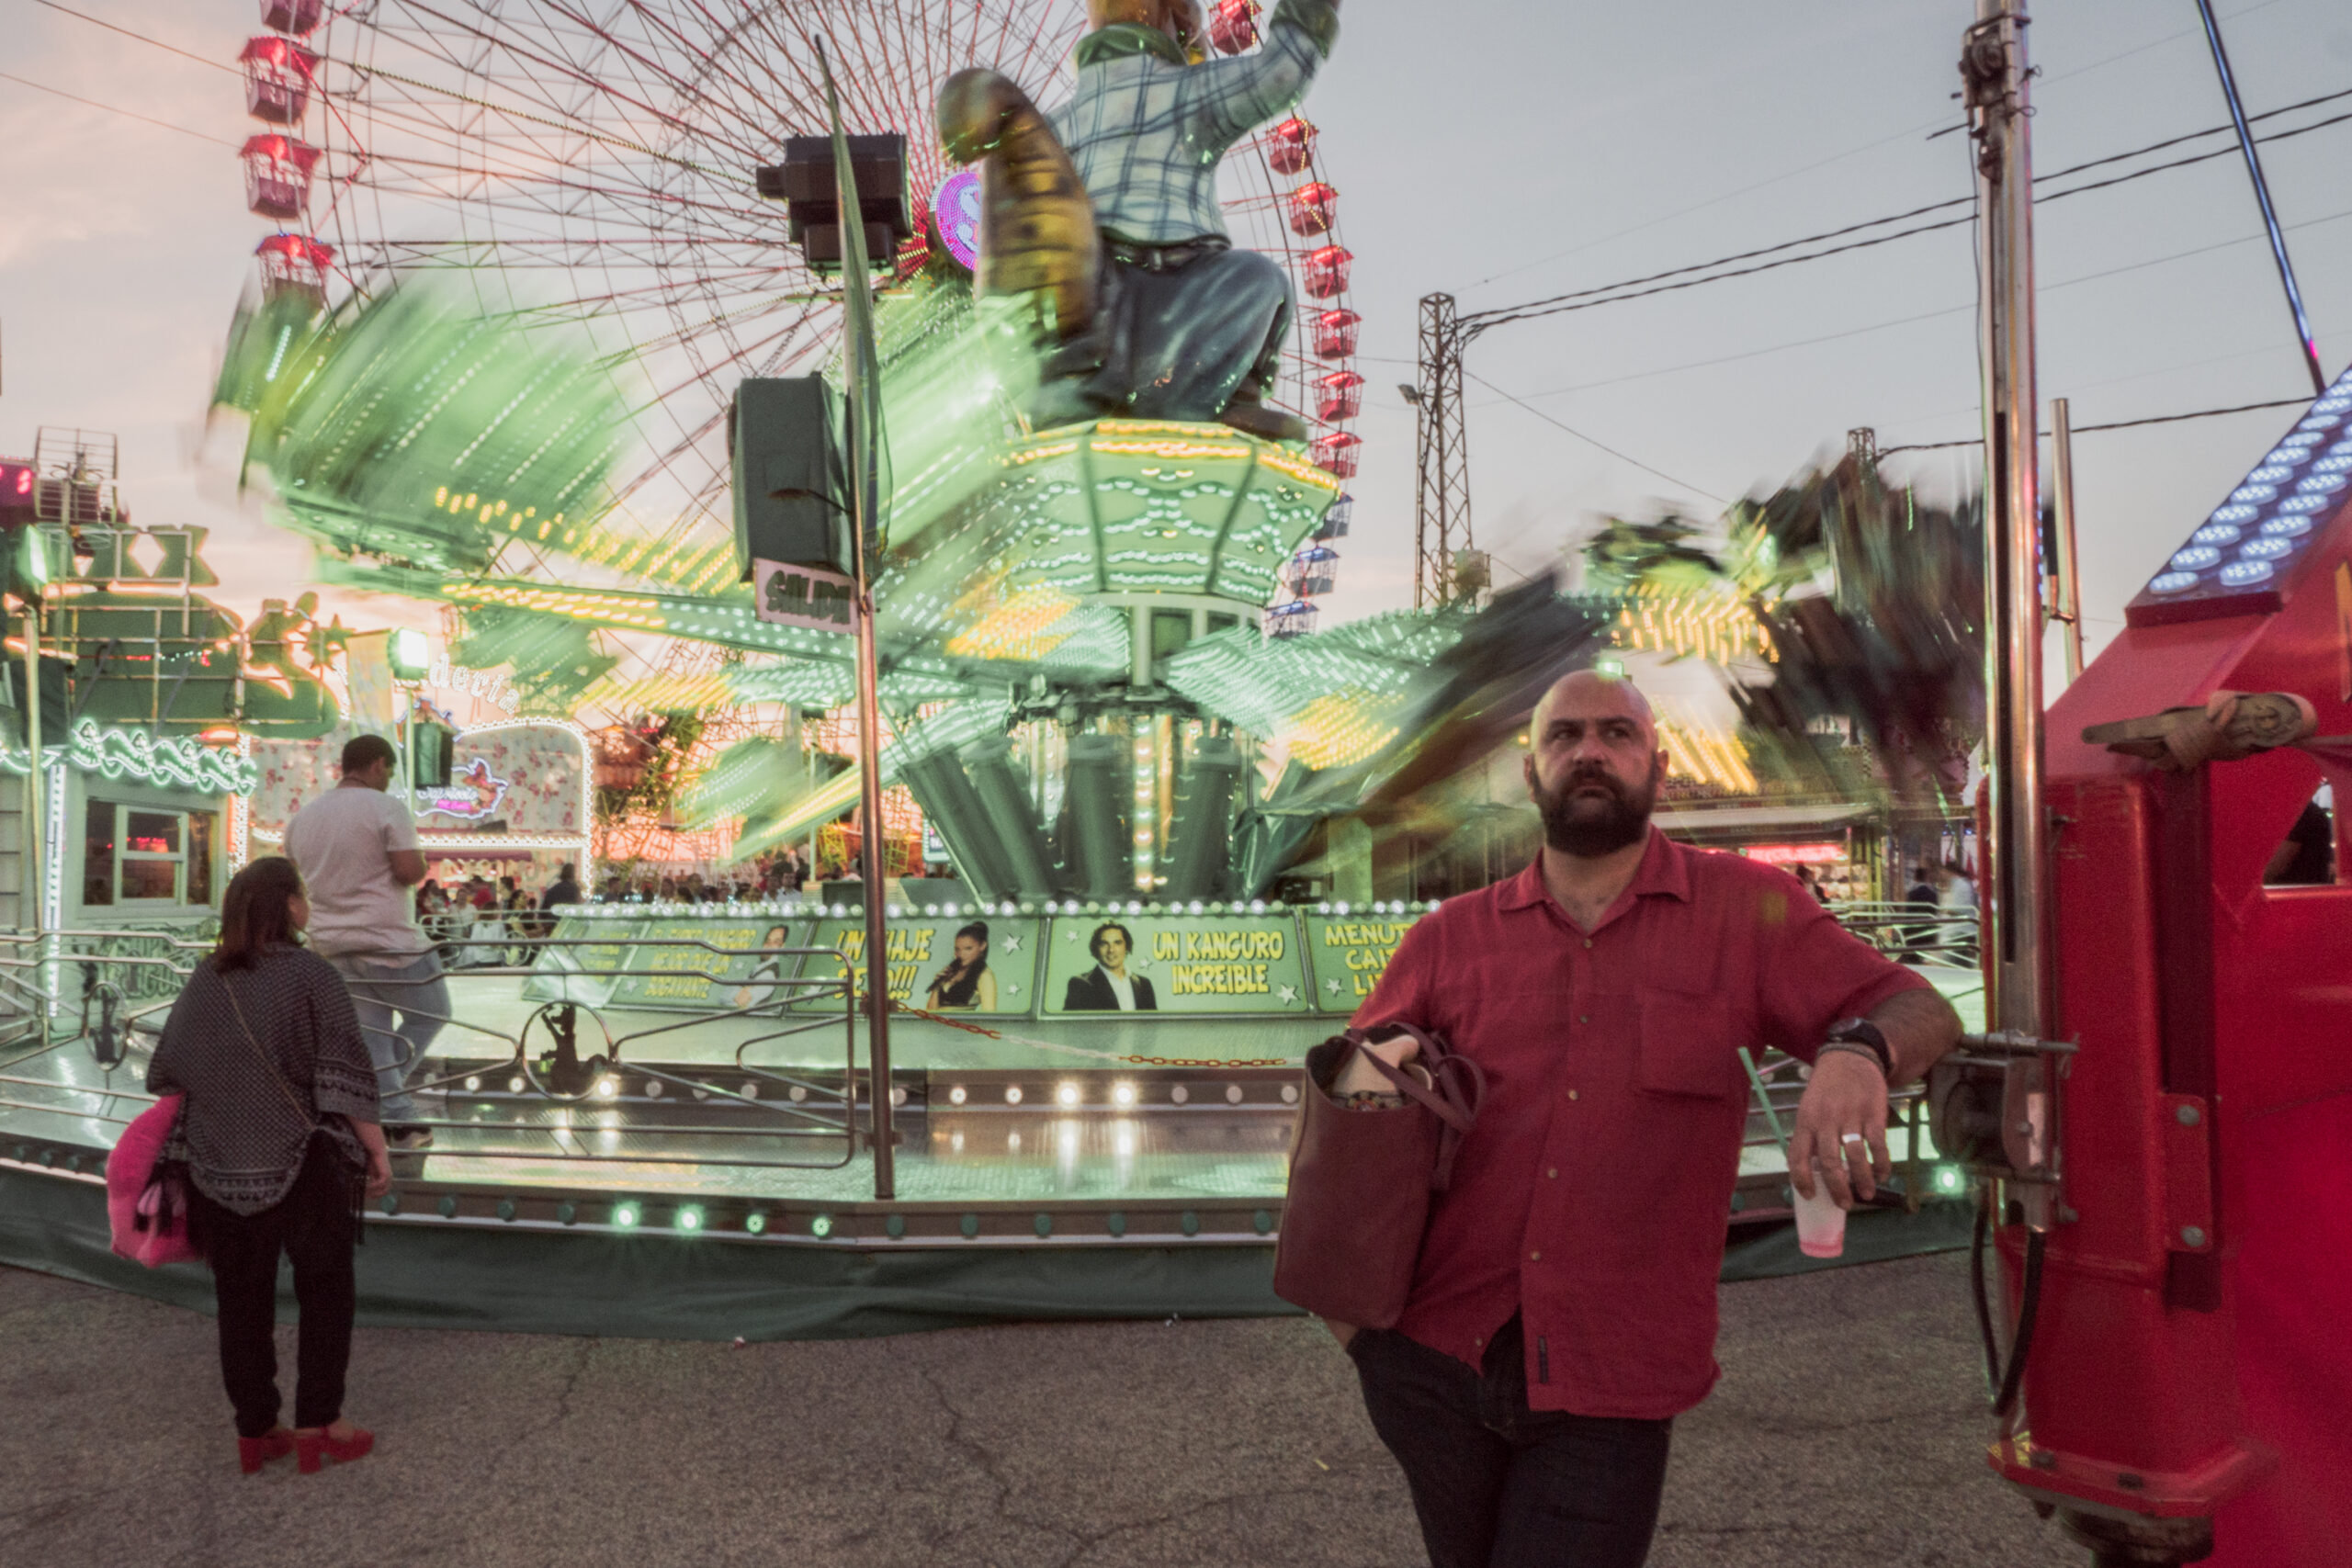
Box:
[1736,1045,1942,1216]
[327,935,866,1178]
[0,931,873,1190]
[0,926,1960,1221]
[1828,900,1982,967]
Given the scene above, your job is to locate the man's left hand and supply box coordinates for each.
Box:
[1790,1052,1891,1208]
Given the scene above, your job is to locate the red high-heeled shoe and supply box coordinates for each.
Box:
[238,1427,296,1475]
[293,1424,375,1473]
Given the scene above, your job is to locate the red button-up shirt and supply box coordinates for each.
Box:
[1352,829,1928,1418]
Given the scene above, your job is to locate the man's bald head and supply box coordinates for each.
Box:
[1532,670,1657,749]
[1524,668,1667,859]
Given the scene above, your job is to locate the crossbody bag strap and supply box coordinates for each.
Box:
[220,967,315,1132]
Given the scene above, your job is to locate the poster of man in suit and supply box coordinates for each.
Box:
[1062,922,1158,1011]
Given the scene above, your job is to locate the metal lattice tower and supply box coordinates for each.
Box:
[1414,293,1473,608]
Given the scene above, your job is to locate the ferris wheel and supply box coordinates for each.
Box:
[231,0,1363,654]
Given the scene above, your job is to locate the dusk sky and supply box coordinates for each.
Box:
[4,0,2350,672]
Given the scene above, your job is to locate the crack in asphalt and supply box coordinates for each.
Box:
[911,1361,1377,1568]
[481,1336,597,1482]
[914,1362,1088,1567]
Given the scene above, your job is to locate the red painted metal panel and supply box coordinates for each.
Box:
[2022,453,2352,1559]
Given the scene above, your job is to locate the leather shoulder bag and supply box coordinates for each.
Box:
[1272,1020,1484,1329]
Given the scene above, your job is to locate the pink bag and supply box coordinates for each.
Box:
[107,1094,204,1268]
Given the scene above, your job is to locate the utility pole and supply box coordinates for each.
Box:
[2194,0,2326,395]
[1963,0,2051,1102]
[1413,294,1472,608]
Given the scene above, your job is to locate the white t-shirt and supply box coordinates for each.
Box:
[1941,874,1977,911]
[1103,970,1136,1011]
[285,784,429,959]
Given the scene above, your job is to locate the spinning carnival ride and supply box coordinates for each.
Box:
[214,0,1383,891]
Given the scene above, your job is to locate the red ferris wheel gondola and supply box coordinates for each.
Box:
[238,36,316,126]
[241,135,322,221]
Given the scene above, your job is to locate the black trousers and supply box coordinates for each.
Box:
[1350,1318,1674,1568]
[191,1138,358,1438]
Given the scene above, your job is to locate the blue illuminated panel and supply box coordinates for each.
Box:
[2125,368,2352,626]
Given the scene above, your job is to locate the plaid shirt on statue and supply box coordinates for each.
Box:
[1048,2,1339,247]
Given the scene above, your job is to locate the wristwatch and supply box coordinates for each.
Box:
[1820,1017,1893,1076]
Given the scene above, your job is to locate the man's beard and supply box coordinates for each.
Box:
[1532,763,1658,857]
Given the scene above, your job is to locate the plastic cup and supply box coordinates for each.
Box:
[1791,1166,1847,1258]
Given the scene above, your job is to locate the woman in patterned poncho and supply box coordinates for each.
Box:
[147,855,392,1473]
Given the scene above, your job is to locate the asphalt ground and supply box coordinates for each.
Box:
[0,1249,2080,1568]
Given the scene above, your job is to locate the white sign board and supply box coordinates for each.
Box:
[752,558,858,634]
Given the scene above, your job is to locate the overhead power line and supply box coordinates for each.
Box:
[1876,395,2314,455]
[1465,370,1727,503]
[28,0,240,75]
[0,69,238,146]
[1470,0,2300,291]
[1503,199,2352,404]
[1465,83,2352,335]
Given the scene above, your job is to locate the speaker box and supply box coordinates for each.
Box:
[730,377,850,577]
[755,134,910,274]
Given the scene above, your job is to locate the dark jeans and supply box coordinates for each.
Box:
[191,1137,358,1438]
[1036,243,1292,423]
[1350,1318,1673,1568]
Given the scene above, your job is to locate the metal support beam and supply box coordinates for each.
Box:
[2047,398,2085,684]
[1413,294,1472,609]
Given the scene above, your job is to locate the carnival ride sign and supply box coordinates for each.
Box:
[752,558,857,634]
[605,919,803,1010]
[1042,913,1312,1016]
[796,916,1042,1015]
[522,910,1384,1018]
[424,656,524,716]
[1302,912,1420,1010]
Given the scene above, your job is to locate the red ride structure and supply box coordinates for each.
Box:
[1984,373,2352,1567]
[1936,10,2348,1563]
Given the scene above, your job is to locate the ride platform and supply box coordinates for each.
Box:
[0,916,1982,1339]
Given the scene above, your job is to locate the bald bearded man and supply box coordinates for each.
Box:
[1322,670,1960,1568]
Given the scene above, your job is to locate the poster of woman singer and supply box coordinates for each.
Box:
[730,924,797,1012]
[921,921,1000,1011]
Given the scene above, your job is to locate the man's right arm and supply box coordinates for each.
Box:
[381,795,428,886]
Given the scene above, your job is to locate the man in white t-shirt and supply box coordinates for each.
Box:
[285,733,446,1151]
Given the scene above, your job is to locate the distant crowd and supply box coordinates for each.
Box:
[411,848,854,960]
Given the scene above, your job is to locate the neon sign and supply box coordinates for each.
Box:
[933,168,980,271]
[416,757,512,821]
[1742,842,1845,866]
